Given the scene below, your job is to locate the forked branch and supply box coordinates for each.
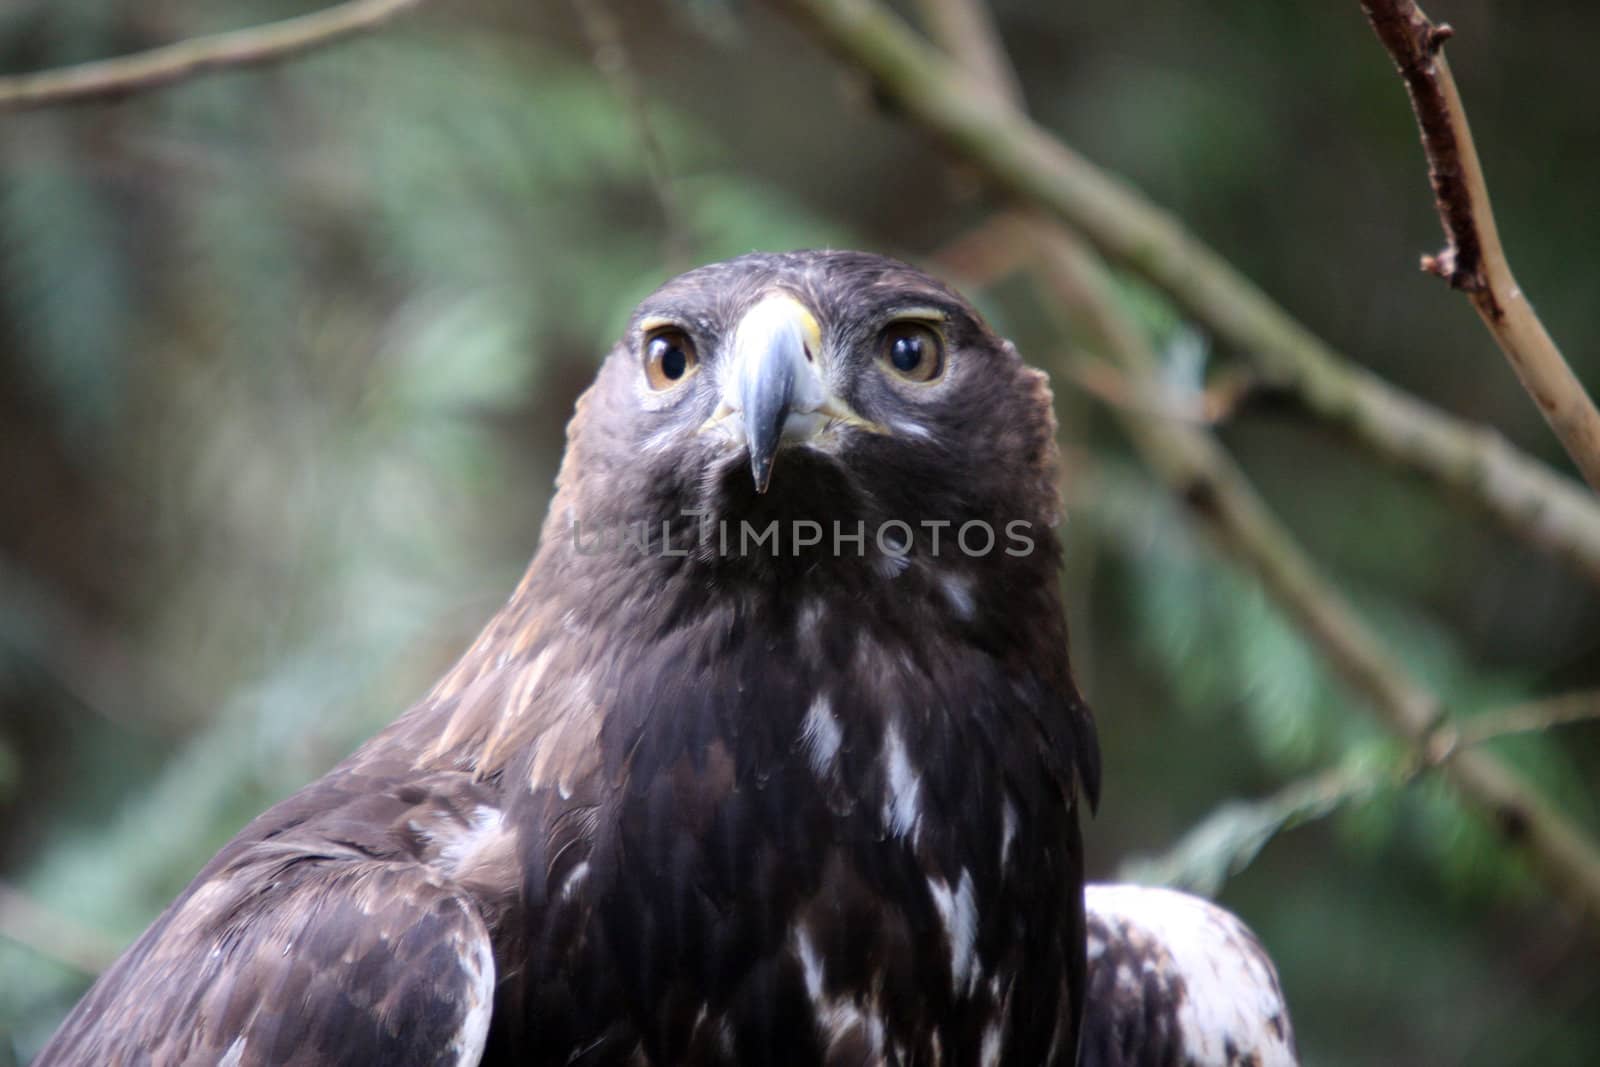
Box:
[1360,0,1600,493]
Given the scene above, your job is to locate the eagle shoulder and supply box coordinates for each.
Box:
[34,773,510,1067]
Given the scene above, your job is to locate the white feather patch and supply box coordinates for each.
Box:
[1084,884,1299,1067]
[799,696,843,778]
[1000,798,1018,868]
[979,1022,1003,1067]
[448,902,497,1067]
[789,925,887,1059]
[940,573,975,620]
[927,869,979,996]
[880,723,922,840]
[561,860,591,900]
[439,805,505,880]
[887,417,934,440]
[795,927,825,1002]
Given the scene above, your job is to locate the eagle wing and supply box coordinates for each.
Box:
[34,775,502,1067]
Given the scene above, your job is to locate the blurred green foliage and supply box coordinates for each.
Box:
[0,1,1597,1064]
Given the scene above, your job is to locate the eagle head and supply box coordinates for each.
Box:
[545,250,1064,600]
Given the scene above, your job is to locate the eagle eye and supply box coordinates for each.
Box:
[643,327,699,390]
[880,322,945,384]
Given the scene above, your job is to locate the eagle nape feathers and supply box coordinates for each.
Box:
[35,250,1298,1067]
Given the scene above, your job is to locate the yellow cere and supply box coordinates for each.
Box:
[756,291,823,360]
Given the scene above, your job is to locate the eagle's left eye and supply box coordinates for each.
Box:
[643,328,699,390]
[880,322,945,384]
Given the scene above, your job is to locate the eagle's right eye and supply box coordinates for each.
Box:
[643,328,699,390]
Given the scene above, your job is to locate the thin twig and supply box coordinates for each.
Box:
[932,216,1261,426]
[1127,689,1600,894]
[0,0,426,113]
[1065,358,1247,426]
[897,0,1600,929]
[1119,764,1382,896]
[1360,0,1600,494]
[929,211,1036,287]
[570,0,692,273]
[781,0,1600,587]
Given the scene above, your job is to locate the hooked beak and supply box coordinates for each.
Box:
[737,297,804,493]
[705,293,881,493]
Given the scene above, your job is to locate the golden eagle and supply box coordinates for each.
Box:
[35,251,1296,1067]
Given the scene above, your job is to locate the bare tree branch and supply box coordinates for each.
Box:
[912,0,1023,109]
[571,0,692,274]
[781,0,1600,588]
[1360,0,1600,494]
[0,0,426,113]
[1063,357,1254,427]
[896,0,1600,929]
[931,213,1260,426]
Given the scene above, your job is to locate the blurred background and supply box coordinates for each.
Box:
[1,0,1597,1063]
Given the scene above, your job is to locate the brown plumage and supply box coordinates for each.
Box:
[37,250,1101,1066]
